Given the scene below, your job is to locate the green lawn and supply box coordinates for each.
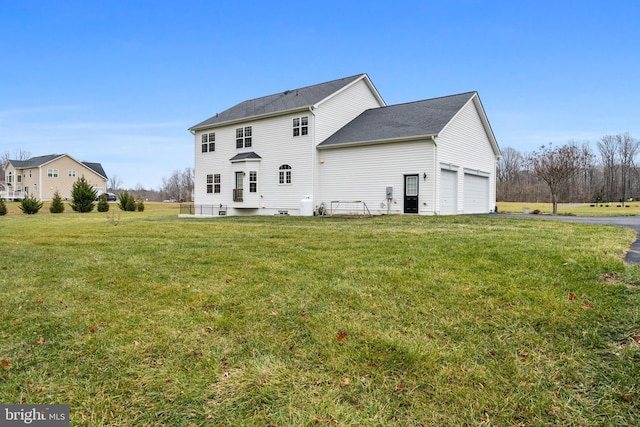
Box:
[497,201,640,216]
[1,206,639,425]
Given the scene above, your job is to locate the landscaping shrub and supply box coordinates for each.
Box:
[70,176,97,213]
[136,197,145,212]
[18,194,43,214]
[49,190,65,213]
[97,194,110,212]
[0,197,6,216]
[118,191,136,211]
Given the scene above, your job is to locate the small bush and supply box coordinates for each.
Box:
[0,197,7,216]
[136,198,145,212]
[118,191,136,212]
[531,209,541,215]
[19,194,43,214]
[97,194,110,212]
[49,191,65,213]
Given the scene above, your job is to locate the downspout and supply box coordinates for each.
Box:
[432,135,438,215]
[38,166,43,200]
[189,129,196,204]
[308,106,317,212]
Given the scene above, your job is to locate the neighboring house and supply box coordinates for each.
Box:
[1,154,108,201]
[188,73,500,216]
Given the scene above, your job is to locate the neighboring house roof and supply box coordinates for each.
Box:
[189,73,384,130]
[9,154,62,168]
[8,154,108,180]
[318,92,478,148]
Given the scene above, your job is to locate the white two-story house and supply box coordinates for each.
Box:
[188,73,500,216]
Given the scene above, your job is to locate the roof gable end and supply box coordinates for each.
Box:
[318,92,476,148]
[189,74,382,130]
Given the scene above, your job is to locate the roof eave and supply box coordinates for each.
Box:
[317,134,437,150]
[189,105,313,132]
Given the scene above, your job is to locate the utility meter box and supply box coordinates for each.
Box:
[385,186,393,199]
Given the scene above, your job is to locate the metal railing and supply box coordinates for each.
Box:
[180,204,228,216]
[233,189,243,202]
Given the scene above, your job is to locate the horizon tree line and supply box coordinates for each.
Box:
[498,133,639,208]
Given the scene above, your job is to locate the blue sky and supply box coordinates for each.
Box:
[1,0,638,189]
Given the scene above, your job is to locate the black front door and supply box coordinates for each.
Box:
[404,174,419,213]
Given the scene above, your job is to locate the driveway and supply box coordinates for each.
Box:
[502,214,640,264]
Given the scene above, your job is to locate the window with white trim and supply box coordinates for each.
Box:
[47,169,59,178]
[206,174,213,193]
[214,174,221,193]
[69,170,76,177]
[249,171,257,192]
[236,126,252,148]
[293,116,308,136]
[279,164,292,184]
[202,132,215,152]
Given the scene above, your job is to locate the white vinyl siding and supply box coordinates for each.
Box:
[317,140,435,215]
[313,78,385,144]
[436,98,497,214]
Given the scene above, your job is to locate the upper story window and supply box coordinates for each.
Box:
[236,126,252,148]
[69,170,76,177]
[17,174,22,183]
[47,169,59,178]
[293,116,308,137]
[279,164,292,184]
[202,132,215,153]
[7,172,12,183]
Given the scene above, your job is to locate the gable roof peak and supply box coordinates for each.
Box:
[189,73,380,130]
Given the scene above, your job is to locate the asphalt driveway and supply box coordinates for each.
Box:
[503,214,640,264]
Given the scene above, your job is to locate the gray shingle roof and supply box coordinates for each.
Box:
[318,92,477,148]
[9,154,107,179]
[229,152,262,161]
[190,74,367,130]
[82,162,108,179]
[9,154,62,168]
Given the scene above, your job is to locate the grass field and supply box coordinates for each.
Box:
[497,201,640,216]
[1,203,639,425]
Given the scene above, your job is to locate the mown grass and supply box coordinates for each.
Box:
[1,208,639,425]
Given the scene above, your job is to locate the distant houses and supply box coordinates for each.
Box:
[1,154,108,201]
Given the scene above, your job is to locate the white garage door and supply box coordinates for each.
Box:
[464,174,489,213]
[440,169,457,215]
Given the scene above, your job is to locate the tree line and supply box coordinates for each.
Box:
[498,133,639,211]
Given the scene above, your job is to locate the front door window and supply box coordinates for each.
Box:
[404,175,419,213]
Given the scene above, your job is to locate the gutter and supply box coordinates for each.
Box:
[317,134,438,150]
[189,105,313,132]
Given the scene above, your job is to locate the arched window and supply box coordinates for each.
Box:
[279,164,292,184]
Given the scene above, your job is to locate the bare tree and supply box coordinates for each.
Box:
[616,133,640,206]
[1,149,31,182]
[497,147,526,202]
[108,174,123,193]
[598,135,618,202]
[529,143,584,215]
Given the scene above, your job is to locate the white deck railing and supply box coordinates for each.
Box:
[0,190,26,200]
